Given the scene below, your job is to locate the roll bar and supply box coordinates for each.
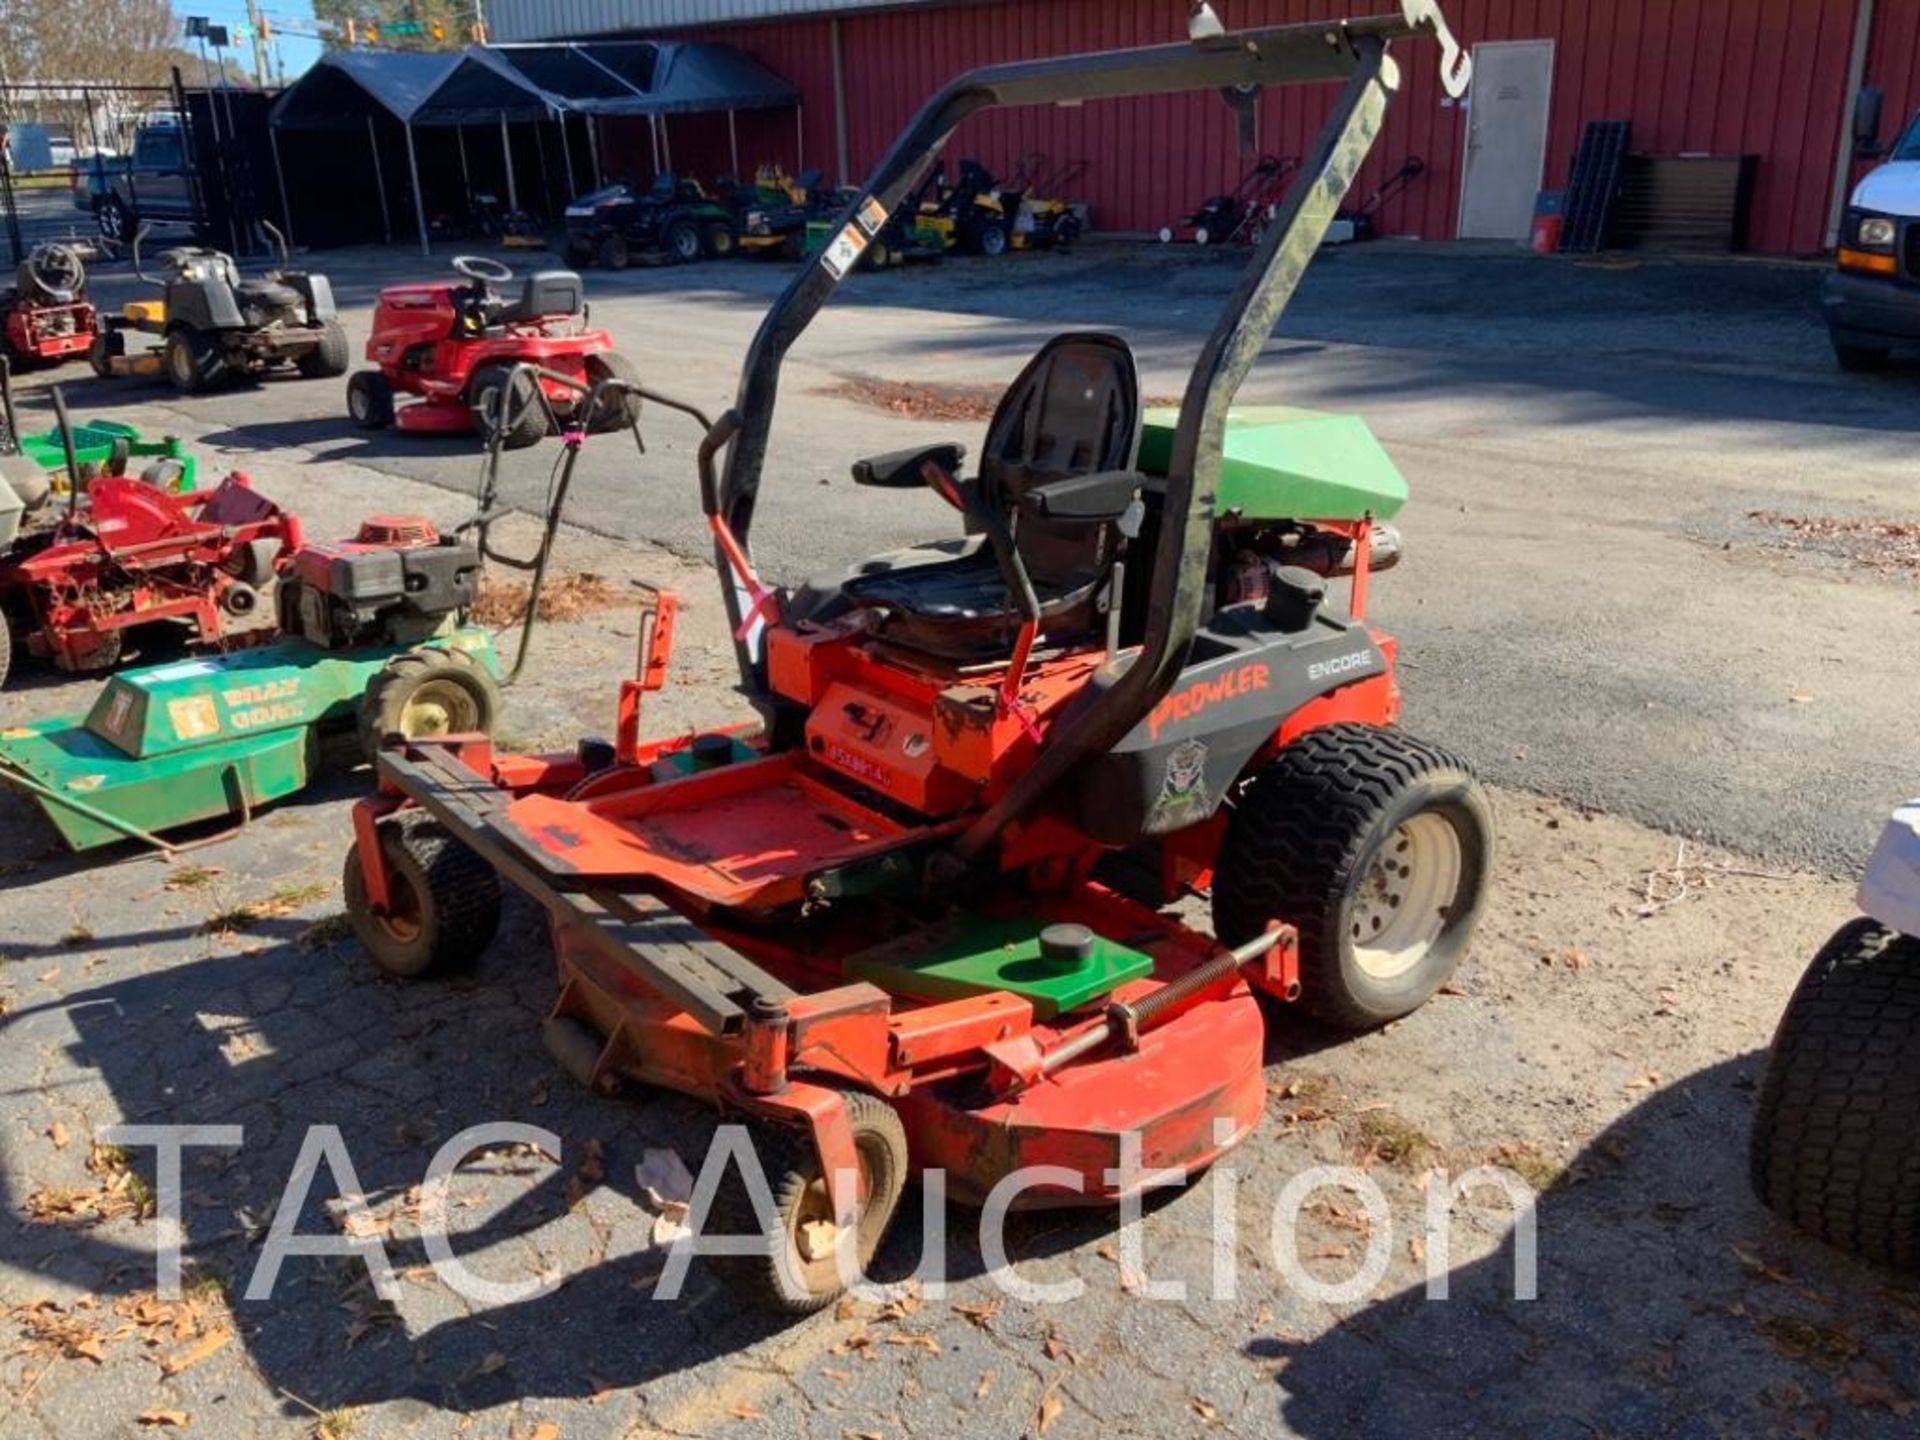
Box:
[701,2,1468,866]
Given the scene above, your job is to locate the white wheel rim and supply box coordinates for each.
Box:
[1350,812,1462,980]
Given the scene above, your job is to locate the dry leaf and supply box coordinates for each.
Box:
[1192,1397,1219,1422]
[1037,1393,1065,1433]
[159,1326,230,1377]
[953,1299,1000,1328]
[1837,1372,1917,1416]
[883,1331,940,1353]
[477,1350,509,1376]
[729,1405,765,1420]
[975,1370,995,1399]
[46,1120,69,1150]
[1042,1335,1068,1361]
[136,1410,189,1428]
[529,1426,561,1440]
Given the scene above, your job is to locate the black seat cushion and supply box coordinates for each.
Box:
[838,333,1141,657]
[235,278,301,309]
[498,271,583,325]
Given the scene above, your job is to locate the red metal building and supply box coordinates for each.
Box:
[493,0,1920,255]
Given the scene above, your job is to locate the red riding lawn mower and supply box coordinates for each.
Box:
[345,3,1478,1312]
[347,255,639,450]
[1,244,98,368]
[0,389,296,685]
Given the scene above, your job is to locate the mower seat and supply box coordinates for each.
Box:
[235,278,301,309]
[840,332,1141,659]
[497,271,584,325]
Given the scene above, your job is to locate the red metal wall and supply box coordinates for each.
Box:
[611,0,1920,255]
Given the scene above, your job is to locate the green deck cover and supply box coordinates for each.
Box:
[848,916,1154,1021]
[1138,404,1407,521]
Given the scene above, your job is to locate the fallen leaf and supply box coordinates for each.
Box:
[1789,694,1816,704]
[1837,1371,1917,1416]
[136,1410,189,1428]
[38,968,59,983]
[883,1331,940,1353]
[477,1350,508,1376]
[1192,1397,1219,1422]
[729,1404,765,1420]
[1037,1393,1065,1433]
[975,1370,994,1399]
[159,1326,230,1376]
[46,1121,69,1149]
[953,1299,1000,1328]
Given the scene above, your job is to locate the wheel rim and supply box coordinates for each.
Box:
[349,385,369,421]
[168,339,192,385]
[1350,812,1463,980]
[785,1132,884,1277]
[673,229,699,261]
[398,678,479,738]
[374,867,424,944]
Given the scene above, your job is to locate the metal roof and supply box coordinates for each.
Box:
[487,0,945,42]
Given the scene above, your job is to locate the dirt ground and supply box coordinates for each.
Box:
[1,245,1917,1439]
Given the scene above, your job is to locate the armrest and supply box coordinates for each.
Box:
[1017,469,1142,522]
[851,442,967,489]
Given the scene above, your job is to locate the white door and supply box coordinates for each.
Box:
[1457,40,1554,240]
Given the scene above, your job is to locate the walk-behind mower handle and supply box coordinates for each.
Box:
[260,218,290,268]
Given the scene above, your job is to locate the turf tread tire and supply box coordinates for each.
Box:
[1749,919,1920,1271]
[298,319,351,378]
[343,814,501,979]
[469,364,549,450]
[357,646,501,764]
[706,1091,909,1315]
[1211,723,1492,1031]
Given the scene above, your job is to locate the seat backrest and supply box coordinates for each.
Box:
[503,270,583,324]
[979,332,1140,582]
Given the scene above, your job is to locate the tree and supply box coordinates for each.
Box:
[0,0,179,89]
[312,1,473,52]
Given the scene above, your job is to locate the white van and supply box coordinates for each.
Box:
[1825,95,1920,370]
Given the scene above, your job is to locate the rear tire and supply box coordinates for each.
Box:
[297,319,350,378]
[346,369,395,428]
[971,220,1009,257]
[343,815,501,979]
[88,329,124,378]
[95,195,131,244]
[0,609,12,690]
[1212,723,1493,1030]
[597,234,630,270]
[1749,919,1920,1271]
[164,328,226,394]
[665,219,702,264]
[357,645,501,763]
[582,351,641,433]
[702,221,737,258]
[469,363,550,450]
[706,1091,909,1315]
[1833,339,1893,373]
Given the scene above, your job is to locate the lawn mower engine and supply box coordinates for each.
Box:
[1,245,97,367]
[281,517,482,652]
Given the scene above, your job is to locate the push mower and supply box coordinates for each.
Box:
[345,3,1477,1312]
[1159,153,1300,245]
[347,255,638,451]
[1750,797,1920,1271]
[1004,155,1088,250]
[1325,155,1426,244]
[563,174,737,268]
[0,243,98,368]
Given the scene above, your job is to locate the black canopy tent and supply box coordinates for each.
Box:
[267,51,458,250]
[270,41,799,255]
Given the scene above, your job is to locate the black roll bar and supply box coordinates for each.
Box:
[701,2,1468,864]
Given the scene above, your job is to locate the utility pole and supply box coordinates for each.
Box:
[244,0,270,86]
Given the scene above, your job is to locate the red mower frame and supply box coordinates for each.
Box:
[348,3,1477,1312]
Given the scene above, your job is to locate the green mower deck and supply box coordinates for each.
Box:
[18,418,197,492]
[0,628,498,850]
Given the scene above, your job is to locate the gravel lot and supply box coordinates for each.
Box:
[1,238,1916,1439]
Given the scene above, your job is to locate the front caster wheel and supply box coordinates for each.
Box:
[706,1091,909,1314]
[1212,723,1494,1030]
[343,815,501,979]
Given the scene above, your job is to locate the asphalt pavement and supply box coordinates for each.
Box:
[39,237,1915,873]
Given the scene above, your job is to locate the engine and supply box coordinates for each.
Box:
[280,516,481,651]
